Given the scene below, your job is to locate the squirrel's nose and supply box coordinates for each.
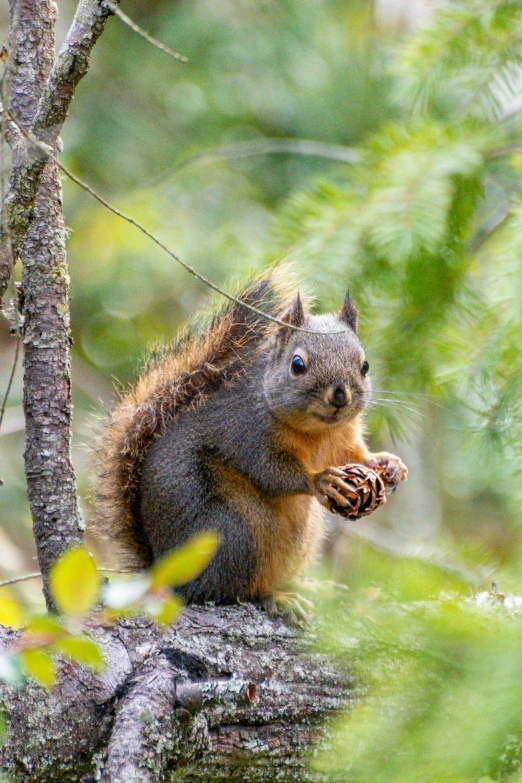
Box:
[330,384,348,408]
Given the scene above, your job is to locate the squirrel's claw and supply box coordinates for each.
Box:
[262,592,314,627]
[314,467,354,508]
[364,452,408,492]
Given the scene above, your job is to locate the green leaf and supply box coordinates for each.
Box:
[0,596,24,630]
[25,614,67,643]
[151,532,220,589]
[49,547,100,617]
[144,594,184,627]
[19,649,56,688]
[156,595,184,627]
[55,636,104,672]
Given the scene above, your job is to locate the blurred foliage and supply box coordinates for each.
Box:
[2,0,522,779]
[312,558,522,783]
[291,1,522,780]
[0,533,218,690]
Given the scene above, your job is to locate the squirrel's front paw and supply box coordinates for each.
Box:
[364,452,408,492]
[314,466,355,509]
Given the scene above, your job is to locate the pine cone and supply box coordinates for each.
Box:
[325,463,386,519]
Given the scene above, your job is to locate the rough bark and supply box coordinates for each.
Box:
[20,160,84,609]
[3,0,113,608]
[0,605,352,782]
[7,0,79,610]
[0,0,114,305]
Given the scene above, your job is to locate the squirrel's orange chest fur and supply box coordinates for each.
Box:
[212,459,320,596]
[278,415,368,472]
[247,416,368,597]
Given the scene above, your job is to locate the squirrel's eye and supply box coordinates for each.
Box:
[361,360,370,376]
[291,355,307,376]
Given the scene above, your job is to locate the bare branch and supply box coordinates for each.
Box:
[0,568,132,589]
[174,137,361,170]
[105,1,188,63]
[31,0,116,144]
[102,659,257,782]
[3,0,114,610]
[100,654,178,782]
[0,336,20,435]
[142,137,361,192]
[6,110,346,336]
[175,678,257,710]
[0,572,41,588]
[0,0,115,306]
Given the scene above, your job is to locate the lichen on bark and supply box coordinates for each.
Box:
[0,605,352,782]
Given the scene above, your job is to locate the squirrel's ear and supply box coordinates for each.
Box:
[339,289,358,332]
[282,292,305,329]
[274,293,305,355]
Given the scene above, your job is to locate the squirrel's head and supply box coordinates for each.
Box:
[263,290,370,430]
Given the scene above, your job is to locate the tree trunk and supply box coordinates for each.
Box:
[2,0,114,608]
[7,0,82,609]
[1,0,113,306]
[0,605,351,782]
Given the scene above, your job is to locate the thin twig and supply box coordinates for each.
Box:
[6,109,345,335]
[0,572,41,588]
[0,337,20,434]
[172,138,360,172]
[0,567,135,589]
[143,137,361,191]
[105,1,188,63]
[485,141,522,159]
[0,31,22,440]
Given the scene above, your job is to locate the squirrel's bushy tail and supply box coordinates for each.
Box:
[90,265,300,569]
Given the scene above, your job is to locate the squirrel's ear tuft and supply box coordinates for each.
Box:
[282,292,305,329]
[339,289,358,332]
[274,293,305,356]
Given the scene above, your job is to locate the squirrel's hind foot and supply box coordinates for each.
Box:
[261,592,314,627]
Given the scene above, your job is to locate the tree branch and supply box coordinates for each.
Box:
[0,0,114,306]
[100,656,256,781]
[0,605,350,782]
[3,0,113,609]
[105,1,188,63]
[5,112,346,336]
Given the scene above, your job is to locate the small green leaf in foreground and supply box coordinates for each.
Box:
[144,594,184,627]
[25,614,67,643]
[151,531,220,589]
[19,649,56,688]
[0,596,24,630]
[55,636,104,672]
[49,546,100,617]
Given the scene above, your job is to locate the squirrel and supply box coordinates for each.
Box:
[91,265,407,616]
